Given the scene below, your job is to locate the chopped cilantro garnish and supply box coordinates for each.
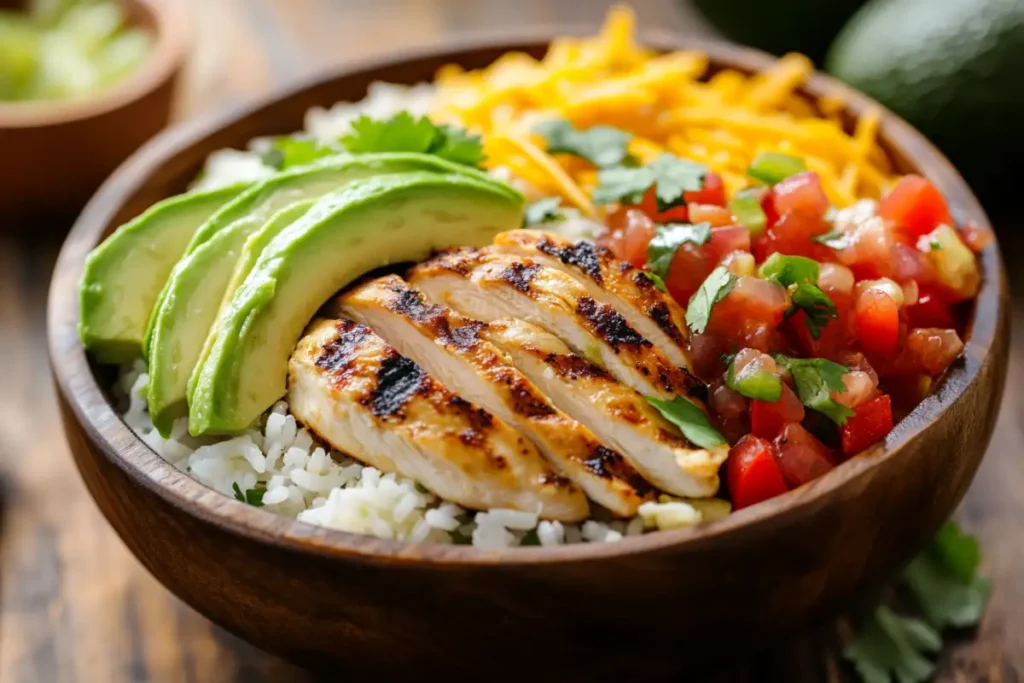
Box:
[747,152,807,185]
[759,254,837,339]
[232,482,266,507]
[260,136,335,171]
[640,270,668,292]
[534,119,632,168]
[929,240,942,251]
[813,229,853,250]
[522,197,565,227]
[772,354,854,425]
[339,113,485,167]
[645,395,726,449]
[645,222,711,280]
[685,266,736,335]
[592,153,707,210]
[519,528,542,546]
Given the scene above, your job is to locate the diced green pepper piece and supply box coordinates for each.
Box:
[729,189,767,235]
[747,152,807,185]
[725,357,782,402]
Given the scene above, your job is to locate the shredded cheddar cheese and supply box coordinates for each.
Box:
[430,5,896,209]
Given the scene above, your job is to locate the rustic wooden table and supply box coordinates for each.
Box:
[1,1,1020,681]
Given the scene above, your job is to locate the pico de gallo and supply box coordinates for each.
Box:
[536,141,990,511]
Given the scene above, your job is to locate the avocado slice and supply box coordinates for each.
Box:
[189,171,525,436]
[77,182,250,364]
[145,153,518,435]
[145,199,315,434]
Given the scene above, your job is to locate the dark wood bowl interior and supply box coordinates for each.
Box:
[47,34,1010,681]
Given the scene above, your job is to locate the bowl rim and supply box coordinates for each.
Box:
[0,0,187,128]
[48,29,1006,567]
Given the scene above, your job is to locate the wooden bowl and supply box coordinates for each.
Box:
[47,35,1009,682]
[0,0,186,224]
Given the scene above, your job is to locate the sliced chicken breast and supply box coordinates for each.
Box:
[481,318,726,498]
[338,275,652,516]
[407,247,701,401]
[493,230,692,370]
[288,318,589,521]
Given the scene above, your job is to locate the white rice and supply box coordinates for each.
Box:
[118,83,727,548]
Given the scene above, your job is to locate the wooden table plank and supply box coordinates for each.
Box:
[0,1,1020,681]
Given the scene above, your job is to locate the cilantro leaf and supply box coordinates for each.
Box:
[523,197,564,227]
[429,124,486,167]
[339,114,485,167]
[232,482,266,507]
[645,222,711,280]
[900,522,991,629]
[791,283,839,340]
[685,266,736,335]
[814,230,854,250]
[641,270,667,292]
[534,119,632,168]
[645,395,726,449]
[592,153,707,209]
[844,606,942,683]
[773,354,855,425]
[759,253,820,285]
[260,136,335,171]
[340,112,437,154]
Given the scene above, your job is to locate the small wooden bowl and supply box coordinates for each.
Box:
[0,0,186,224]
[47,35,1009,682]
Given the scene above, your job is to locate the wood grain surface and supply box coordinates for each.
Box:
[1,1,1021,681]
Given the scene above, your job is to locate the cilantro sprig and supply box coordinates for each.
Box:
[644,395,726,449]
[534,119,632,168]
[772,354,855,425]
[685,266,736,335]
[593,153,707,210]
[645,222,711,281]
[340,113,485,167]
[844,522,991,683]
[232,482,266,507]
[759,253,838,340]
[522,197,565,227]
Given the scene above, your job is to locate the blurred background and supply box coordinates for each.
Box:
[0,0,1021,681]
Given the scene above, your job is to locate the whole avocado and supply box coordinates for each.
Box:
[827,0,1024,202]
[689,0,867,64]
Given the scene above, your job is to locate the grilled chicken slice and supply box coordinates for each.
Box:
[407,247,701,400]
[338,276,652,516]
[288,318,589,521]
[493,230,692,370]
[481,318,725,498]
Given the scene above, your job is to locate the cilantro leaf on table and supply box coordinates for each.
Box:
[844,606,942,683]
[232,482,266,507]
[534,119,632,168]
[645,222,711,280]
[523,197,565,227]
[261,136,336,171]
[592,153,707,209]
[339,113,485,167]
[772,354,855,425]
[685,266,736,335]
[900,522,992,629]
[644,396,726,449]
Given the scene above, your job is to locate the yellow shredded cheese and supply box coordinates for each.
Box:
[431,4,896,209]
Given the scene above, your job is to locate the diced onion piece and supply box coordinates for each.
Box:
[917,225,980,301]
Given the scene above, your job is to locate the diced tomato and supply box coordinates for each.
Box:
[905,288,956,329]
[890,242,936,286]
[758,210,833,261]
[773,423,835,487]
[688,203,734,227]
[596,207,656,268]
[771,171,829,218]
[710,381,749,443]
[688,332,728,382]
[854,289,900,357]
[685,171,726,206]
[664,241,711,304]
[877,175,953,238]
[750,384,805,440]
[638,186,689,223]
[960,221,994,253]
[840,394,893,456]
[835,216,896,280]
[708,277,791,350]
[706,226,752,265]
[904,328,964,375]
[726,435,790,510]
